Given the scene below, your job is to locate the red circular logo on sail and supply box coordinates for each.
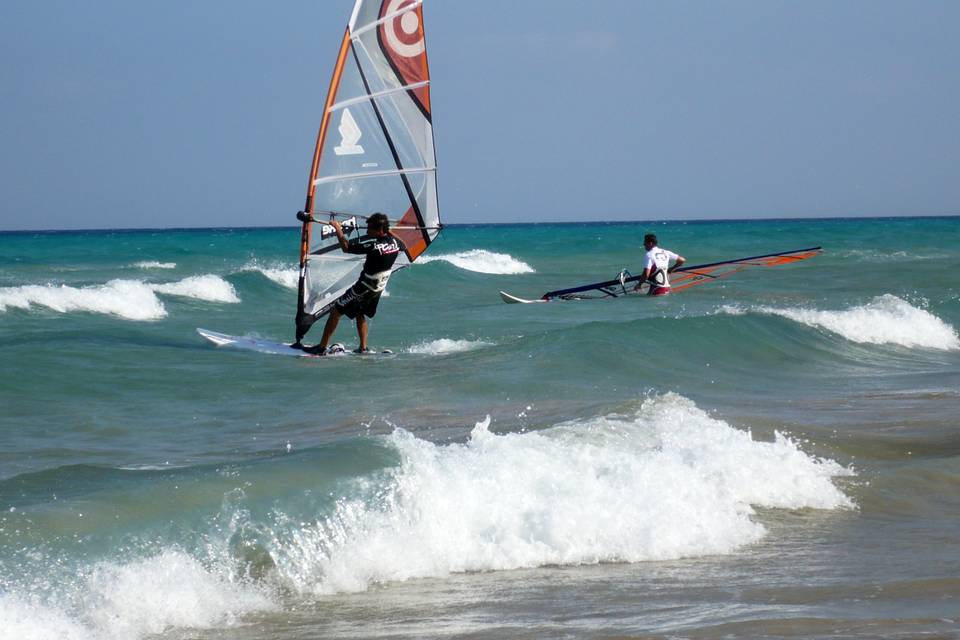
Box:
[379,0,430,115]
[382,0,425,58]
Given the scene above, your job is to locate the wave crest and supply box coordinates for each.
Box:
[240,262,299,289]
[727,295,959,350]
[151,275,239,303]
[0,275,239,321]
[278,393,852,594]
[0,280,168,321]
[416,249,534,274]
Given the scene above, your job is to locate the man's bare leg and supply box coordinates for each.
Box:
[317,308,342,351]
[356,315,369,351]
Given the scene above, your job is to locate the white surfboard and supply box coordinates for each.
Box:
[197,328,391,357]
[499,291,548,304]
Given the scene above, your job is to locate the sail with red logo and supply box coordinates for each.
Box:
[294,0,441,342]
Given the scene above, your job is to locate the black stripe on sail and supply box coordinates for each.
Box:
[351,44,430,250]
[294,213,314,343]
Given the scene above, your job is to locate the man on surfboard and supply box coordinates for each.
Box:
[304,213,405,355]
[635,233,685,296]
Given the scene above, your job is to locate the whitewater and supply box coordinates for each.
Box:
[0,394,853,639]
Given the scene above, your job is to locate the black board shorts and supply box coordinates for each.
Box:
[334,282,381,319]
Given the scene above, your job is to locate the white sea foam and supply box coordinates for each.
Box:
[0,551,273,640]
[151,275,240,303]
[835,249,948,261]
[0,280,168,321]
[0,275,239,321]
[83,551,272,639]
[241,261,299,289]
[726,295,959,350]
[405,338,492,355]
[416,249,534,274]
[276,393,853,594]
[0,595,93,640]
[0,396,853,634]
[132,261,176,270]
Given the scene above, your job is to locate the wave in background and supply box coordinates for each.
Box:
[832,249,950,262]
[0,275,239,321]
[723,295,959,350]
[240,261,299,289]
[416,249,534,274]
[150,275,239,303]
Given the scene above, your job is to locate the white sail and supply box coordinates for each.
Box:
[295,0,440,342]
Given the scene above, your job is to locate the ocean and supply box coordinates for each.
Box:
[1,217,958,639]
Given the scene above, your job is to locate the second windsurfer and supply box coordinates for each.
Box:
[635,233,685,295]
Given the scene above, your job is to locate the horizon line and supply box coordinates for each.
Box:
[1,213,958,235]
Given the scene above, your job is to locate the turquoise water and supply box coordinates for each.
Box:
[2,217,959,638]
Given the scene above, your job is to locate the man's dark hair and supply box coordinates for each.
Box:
[644,233,658,245]
[368,212,390,233]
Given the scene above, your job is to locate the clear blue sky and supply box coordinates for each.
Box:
[1,0,957,231]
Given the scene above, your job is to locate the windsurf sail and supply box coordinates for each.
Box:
[533,246,822,301]
[295,0,441,342]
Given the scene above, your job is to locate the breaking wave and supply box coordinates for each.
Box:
[132,261,176,270]
[0,551,273,640]
[724,295,959,350]
[0,394,852,638]
[0,276,239,321]
[240,262,299,289]
[279,393,853,594]
[0,280,168,321]
[151,275,239,303]
[416,250,534,274]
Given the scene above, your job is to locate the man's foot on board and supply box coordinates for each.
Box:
[353,347,375,354]
[302,344,328,356]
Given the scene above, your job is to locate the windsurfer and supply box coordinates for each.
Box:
[304,213,405,355]
[635,233,685,295]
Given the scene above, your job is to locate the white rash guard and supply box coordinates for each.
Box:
[643,247,680,288]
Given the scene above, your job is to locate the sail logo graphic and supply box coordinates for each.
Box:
[333,108,364,156]
[383,0,425,58]
[378,0,431,116]
[320,216,357,239]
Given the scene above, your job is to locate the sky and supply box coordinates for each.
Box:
[1,0,958,231]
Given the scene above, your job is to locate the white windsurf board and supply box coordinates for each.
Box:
[197,328,391,357]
